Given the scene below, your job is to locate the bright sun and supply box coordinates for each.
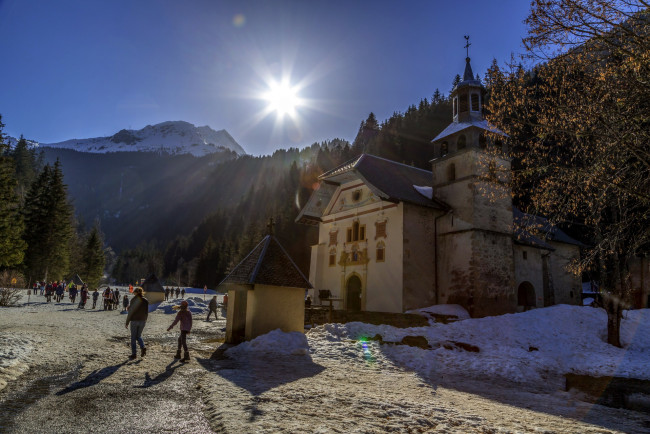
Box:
[263,80,301,117]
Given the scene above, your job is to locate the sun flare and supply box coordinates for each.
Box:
[263,80,301,117]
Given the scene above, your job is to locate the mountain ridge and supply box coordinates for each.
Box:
[31,121,245,156]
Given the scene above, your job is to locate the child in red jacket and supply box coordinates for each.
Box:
[168,300,193,361]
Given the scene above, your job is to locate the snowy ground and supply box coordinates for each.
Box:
[1,289,650,433]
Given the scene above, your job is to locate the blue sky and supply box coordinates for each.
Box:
[0,0,531,156]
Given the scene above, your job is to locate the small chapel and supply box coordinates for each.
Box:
[296,53,583,318]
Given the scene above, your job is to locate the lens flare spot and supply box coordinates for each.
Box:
[232,14,246,27]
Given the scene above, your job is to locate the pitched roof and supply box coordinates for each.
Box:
[513,208,584,248]
[320,154,449,210]
[142,274,165,293]
[219,235,312,289]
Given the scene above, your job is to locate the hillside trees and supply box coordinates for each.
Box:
[0,115,26,269]
[487,0,650,346]
[351,93,452,169]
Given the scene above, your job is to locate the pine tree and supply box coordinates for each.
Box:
[451,74,461,92]
[81,225,105,289]
[23,160,75,282]
[11,135,38,204]
[0,115,26,269]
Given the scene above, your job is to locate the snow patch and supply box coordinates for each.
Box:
[413,185,433,200]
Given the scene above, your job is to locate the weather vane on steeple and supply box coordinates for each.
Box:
[464,35,471,58]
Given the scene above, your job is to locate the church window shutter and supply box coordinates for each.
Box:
[329,230,338,246]
[375,221,387,239]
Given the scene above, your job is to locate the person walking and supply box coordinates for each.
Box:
[92,288,99,309]
[175,287,180,298]
[79,285,88,308]
[206,296,218,321]
[125,287,149,360]
[55,282,64,303]
[165,287,170,301]
[45,283,53,302]
[69,284,78,304]
[181,288,185,299]
[122,294,129,312]
[103,287,113,310]
[113,288,120,311]
[167,300,192,362]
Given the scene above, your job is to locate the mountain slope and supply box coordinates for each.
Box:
[42,121,245,156]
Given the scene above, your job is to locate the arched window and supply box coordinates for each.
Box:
[441,141,448,156]
[376,241,385,262]
[329,248,336,267]
[447,163,456,181]
[457,134,466,150]
[471,93,479,111]
[479,133,487,149]
[453,97,458,116]
[459,92,468,112]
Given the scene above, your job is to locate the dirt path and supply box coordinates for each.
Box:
[1,299,649,433]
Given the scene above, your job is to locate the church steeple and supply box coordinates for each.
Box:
[463,57,474,82]
[462,35,475,81]
[450,37,485,124]
[430,37,506,161]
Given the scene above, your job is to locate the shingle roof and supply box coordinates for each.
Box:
[432,119,506,143]
[320,154,449,210]
[219,236,312,289]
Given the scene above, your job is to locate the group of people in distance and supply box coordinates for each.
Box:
[31,281,90,307]
[164,286,184,301]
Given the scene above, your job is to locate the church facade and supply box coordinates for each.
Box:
[297,56,583,317]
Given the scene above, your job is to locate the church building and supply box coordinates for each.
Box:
[296,55,583,317]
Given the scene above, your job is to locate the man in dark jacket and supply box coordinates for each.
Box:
[125,288,149,359]
[206,296,218,321]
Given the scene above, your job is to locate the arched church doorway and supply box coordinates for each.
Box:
[346,275,362,311]
[517,281,536,311]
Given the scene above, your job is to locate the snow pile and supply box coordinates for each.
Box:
[307,305,650,385]
[0,333,34,391]
[226,329,310,357]
[151,296,211,315]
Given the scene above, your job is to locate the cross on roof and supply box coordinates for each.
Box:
[464,35,471,58]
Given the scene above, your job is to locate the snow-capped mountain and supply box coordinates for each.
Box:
[5,136,40,149]
[41,121,245,156]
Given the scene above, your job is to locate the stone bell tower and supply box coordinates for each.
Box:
[430,38,516,317]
